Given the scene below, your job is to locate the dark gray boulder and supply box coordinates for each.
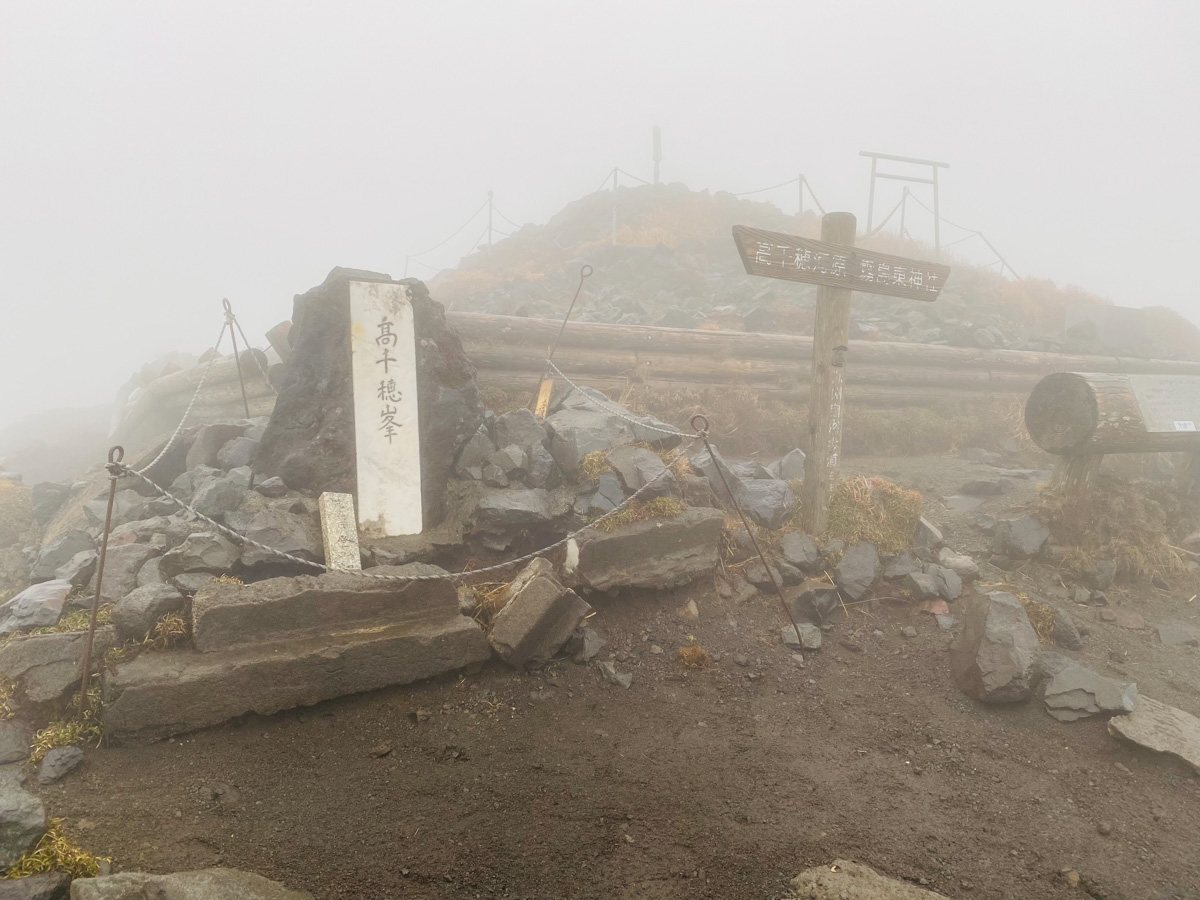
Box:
[30,530,93,583]
[0,581,70,636]
[0,720,32,765]
[688,446,743,504]
[85,543,162,604]
[1043,665,1137,722]
[191,467,252,519]
[113,583,187,641]
[159,532,239,578]
[904,572,940,601]
[997,515,1050,558]
[493,408,549,452]
[734,478,794,530]
[217,436,260,470]
[546,409,630,474]
[926,564,963,601]
[950,591,1040,703]
[1054,609,1084,650]
[36,746,85,784]
[835,543,879,600]
[253,269,484,528]
[454,427,496,475]
[767,448,806,481]
[30,483,71,530]
[0,770,46,867]
[779,533,820,571]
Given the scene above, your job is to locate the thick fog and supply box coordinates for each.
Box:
[1,1,1197,432]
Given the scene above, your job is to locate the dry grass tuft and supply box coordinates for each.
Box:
[677,644,712,669]
[823,477,923,553]
[30,605,112,636]
[212,574,243,586]
[3,820,109,879]
[593,497,684,532]
[1018,592,1056,645]
[1032,475,1194,579]
[0,680,16,720]
[578,450,613,485]
[146,612,189,651]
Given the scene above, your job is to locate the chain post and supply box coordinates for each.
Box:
[689,415,811,656]
[223,298,252,418]
[77,446,124,716]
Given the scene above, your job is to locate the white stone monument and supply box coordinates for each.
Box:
[349,280,422,537]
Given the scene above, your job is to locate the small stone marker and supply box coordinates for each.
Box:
[349,280,422,537]
[318,492,361,571]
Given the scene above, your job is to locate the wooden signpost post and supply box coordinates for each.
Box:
[732,218,951,531]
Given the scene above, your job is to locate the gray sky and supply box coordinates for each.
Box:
[2,1,1198,431]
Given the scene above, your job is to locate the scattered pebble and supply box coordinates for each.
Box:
[902,626,917,638]
[1097,821,1112,836]
[370,743,393,758]
[734,654,750,667]
[650,644,663,655]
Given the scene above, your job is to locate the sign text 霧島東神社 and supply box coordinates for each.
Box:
[732,225,951,302]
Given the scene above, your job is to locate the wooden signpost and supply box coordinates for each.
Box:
[732,218,952,531]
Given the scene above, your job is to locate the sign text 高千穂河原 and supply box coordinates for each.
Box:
[732,225,951,302]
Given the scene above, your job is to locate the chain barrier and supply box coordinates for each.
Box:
[132,320,231,477]
[110,433,702,583]
[544,361,696,440]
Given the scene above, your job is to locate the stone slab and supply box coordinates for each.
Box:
[488,559,592,668]
[103,615,489,742]
[574,508,723,591]
[191,565,458,653]
[318,492,361,570]
[71,868,312,900]
[1108,695,1200,774]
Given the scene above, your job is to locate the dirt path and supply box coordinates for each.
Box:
[48,454,1200,900]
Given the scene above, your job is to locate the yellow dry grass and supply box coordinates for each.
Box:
[592,497,684,532]
[29,605,112,636]
[1032,476,1192,580]
[3,820,109,879]
[578,450,614,484]
[822,476,923,553]
[1017,592,1055,645]
[677,644,712,669]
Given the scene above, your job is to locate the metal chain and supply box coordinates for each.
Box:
[111,435,699,583]
[544,361,696,439]
[133,320,230,476]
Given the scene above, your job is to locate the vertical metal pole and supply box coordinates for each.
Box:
[611,168,618,246]
[77,446,123,715]
[865,157,877,241]
[932,165,941,260]
[487,191,493,256]
[801,212,857,533]
[899,187,908,238]
[798,174,804,218]
[404,255,410,277]
[652,126,662,185]
[224,298,251,419]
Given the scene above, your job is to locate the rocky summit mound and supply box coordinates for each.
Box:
[433,182,1200,360]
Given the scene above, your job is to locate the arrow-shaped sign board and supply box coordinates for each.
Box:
[732,224,951,302]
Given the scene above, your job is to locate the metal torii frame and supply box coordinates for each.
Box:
[860,151,950,258]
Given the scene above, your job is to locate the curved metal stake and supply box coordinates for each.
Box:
[532,265,593,417]
[77,446,124,716]
[224,298,251,418]
[690,415,810,656]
